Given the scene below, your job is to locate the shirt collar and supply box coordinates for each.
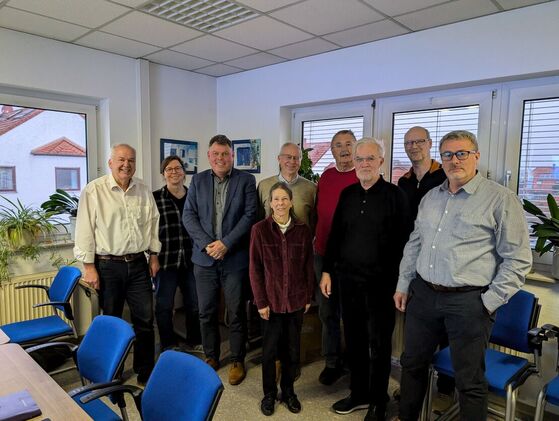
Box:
[402,160,442,179]
[109,174,136,192]
[439,171,482,195]
[278,172,299,185]
[211,169,232,181]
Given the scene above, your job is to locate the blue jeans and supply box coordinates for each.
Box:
[96,258,154,376]
[314,254,342,368]
[154,266,200,350]
[194,263,247,362]
[399,277,494,421]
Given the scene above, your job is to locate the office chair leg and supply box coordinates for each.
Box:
[504,385,517,421]
[420,368,435,421]
[534,389,546,421]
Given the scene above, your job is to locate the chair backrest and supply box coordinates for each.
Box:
[76,315,135,383]
[141,351,224,421]
[490,289,539,354]
[48,266,82,317]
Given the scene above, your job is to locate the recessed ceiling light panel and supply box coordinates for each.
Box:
[142,0,259,32]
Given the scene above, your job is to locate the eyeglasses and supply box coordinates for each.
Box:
[279,154,300,161]
[440,150,478,161]
[164,166,184,173]
[404,139,428,147]
[354,156,377,164]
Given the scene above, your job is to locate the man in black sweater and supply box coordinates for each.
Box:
[320,138,411,421]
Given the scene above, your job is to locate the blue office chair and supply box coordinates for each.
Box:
[80,350,224,421]
[1,266,81,346]
[423,289,543,421]
[534,324,559,420]
[28,314,136,421]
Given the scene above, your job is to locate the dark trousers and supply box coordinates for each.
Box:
[96,258,154,376]
[399,278,494,421]
[261,309,304,397]
[314,254,342,368]
[154,266,201,350]
[194,263,247,362]
[339,272,395,407]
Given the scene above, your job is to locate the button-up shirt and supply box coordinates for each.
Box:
[74,174,161,263]
[212,171,230,240]
[396,172,532,313]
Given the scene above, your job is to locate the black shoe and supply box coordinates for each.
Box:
[364,405,386,421]
[282,393,301,414]
[332,394,369,414]
[319,365,343,385]
[261,394,276,416]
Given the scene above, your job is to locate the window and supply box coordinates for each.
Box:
[55,168,81,191]
[517,97,559,228]
[0,100,90,207]
[390,105,480,183]
[0,167,16,192]
[302,116,364,175]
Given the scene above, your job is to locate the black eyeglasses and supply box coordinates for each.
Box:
[440,150,477,161]
[404,139,427,147]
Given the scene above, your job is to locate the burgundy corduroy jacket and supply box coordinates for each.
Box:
[249,216,314,313]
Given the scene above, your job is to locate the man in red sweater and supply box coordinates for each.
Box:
[314,129,359,385]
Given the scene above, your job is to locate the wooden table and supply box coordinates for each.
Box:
[0,328,9,345]
[0,343,92,420]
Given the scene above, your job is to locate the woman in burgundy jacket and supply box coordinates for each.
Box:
[249,181,315,417]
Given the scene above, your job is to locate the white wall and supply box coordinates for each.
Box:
[148,63,216,189]
[216,1,559,182]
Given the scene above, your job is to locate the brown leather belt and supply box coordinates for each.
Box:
[418,274,485,293]
[95,252,145,263]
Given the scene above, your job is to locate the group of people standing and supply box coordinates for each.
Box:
[73,125,532,421]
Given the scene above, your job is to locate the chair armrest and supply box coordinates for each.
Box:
[542,324,559,338]
[68,379,123,398]
[529,327,549,346]
[26,341,78,355]
[79,383,144,417]
[15,284,49,294]
[32,302,74,320]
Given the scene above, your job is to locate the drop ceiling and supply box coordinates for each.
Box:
[0,0,551,77]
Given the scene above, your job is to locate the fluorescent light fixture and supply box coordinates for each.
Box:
[142,0,259,32]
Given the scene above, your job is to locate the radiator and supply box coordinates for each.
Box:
[0,270,70,325]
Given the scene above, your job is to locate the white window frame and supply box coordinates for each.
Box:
[375,86,496,182]
[0,92,98,182]
[291,99,373,147]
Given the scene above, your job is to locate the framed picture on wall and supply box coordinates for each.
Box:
[232,139,261,173]
[160,138,198,174]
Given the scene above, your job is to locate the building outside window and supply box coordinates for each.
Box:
[0,166,16,192]
[55,167,81,191]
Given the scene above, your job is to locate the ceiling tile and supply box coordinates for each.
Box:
[236,0,301,12]
[225,52,285,70]
[495,0,550,10]
[109,0,151,7]
[145,49,215,70]
[101,11,202,47]
[0,7,89,42]
[324,19,409,47]
[269,38,338,59]
[214,16,312,50]
[394,0,499,31]
[196,63,243,77]
[76,31,160,57]
[271,0,384,35]
[362,0,448,17]
[172,35,257,62]
[7,0,129,28]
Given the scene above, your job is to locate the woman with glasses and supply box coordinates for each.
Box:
[152,155,201,352]
[249,182,315,416]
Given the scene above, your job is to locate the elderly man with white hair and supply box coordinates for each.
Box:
[320,138,411,421]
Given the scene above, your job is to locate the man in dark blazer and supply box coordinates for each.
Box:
[183,134,257,386]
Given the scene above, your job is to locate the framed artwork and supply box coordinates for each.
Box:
[160,138,198,174]
[232,139,261,173]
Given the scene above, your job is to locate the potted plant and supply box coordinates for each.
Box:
[298,147,320,183]
[523,193,559,279]
[0,196,60,284]
[41,189,79,240]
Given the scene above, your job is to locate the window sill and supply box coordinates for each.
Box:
[526,264,555,284]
